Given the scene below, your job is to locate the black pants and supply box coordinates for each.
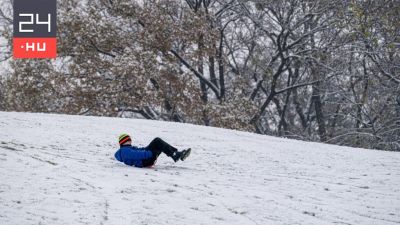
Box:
[142,137,177,167]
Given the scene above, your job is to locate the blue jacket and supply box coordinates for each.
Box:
[114,145,153,167]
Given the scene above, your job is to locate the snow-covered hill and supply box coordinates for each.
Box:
[0,112,399,225]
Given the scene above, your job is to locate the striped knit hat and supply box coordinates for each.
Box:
[118,133,131,145]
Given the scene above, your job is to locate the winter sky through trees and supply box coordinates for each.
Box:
[0,0,399,150]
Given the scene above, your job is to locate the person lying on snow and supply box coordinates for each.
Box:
[114,134,191,168]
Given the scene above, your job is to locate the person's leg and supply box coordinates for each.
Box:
[146,137,178,157]
[141,149,159,167]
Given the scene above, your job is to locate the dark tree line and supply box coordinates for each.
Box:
[0,0,399,150]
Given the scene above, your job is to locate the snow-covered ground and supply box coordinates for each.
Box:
[0,112,399,225]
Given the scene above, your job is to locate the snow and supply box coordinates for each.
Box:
[0,111,399,225]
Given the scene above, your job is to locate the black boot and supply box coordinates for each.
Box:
[171,148,191,162]
[172,151,182,162]
[180,148,191,161]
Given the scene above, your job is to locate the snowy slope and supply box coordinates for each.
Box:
[0,112,399,225]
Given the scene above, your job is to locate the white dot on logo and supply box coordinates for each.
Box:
[21,45,24,49]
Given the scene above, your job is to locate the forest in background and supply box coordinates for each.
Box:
[0,0,399,150]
